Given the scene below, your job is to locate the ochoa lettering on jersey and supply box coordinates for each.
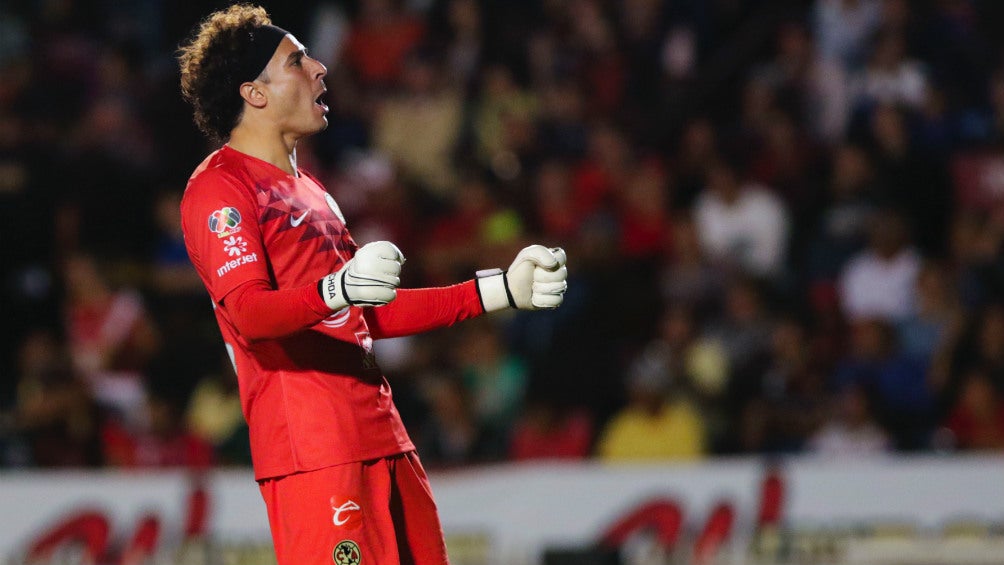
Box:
[326,273,339,298]
[217,252,259,277]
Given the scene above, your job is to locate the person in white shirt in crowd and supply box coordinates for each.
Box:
[808,383,891,457]
[813,0,883,70]
[849,29,929,112]
[693,155,790,280]
[838,209,921,323]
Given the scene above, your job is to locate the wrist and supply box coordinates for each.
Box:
[318,271,351,310]
[475,268,514,312]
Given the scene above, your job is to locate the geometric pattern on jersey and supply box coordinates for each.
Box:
[254,180,356,255]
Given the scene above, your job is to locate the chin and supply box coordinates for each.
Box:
[300,119,328,138]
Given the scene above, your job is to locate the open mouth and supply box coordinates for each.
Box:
[315,90,329,113]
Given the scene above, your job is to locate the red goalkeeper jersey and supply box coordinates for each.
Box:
[181,146,484,480]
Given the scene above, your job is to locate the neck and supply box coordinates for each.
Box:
[228,123,300,177]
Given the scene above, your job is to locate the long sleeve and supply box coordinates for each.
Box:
[222,279,332,341]
[363,280,485,340]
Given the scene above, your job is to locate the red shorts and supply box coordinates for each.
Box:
[259,451,449,565]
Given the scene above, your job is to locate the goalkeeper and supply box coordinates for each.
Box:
[177,5,567,565]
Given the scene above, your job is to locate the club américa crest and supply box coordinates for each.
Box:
[333,540,361,565]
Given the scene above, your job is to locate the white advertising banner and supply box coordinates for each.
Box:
[0,455,1001,564]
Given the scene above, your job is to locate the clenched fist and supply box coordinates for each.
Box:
[319,241,405,309]
[476,245,568,312]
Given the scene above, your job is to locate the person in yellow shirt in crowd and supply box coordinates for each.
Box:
[596,345,707,461]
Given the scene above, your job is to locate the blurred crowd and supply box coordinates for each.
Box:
[2,0,1004,470]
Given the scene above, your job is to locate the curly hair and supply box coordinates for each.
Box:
[178,4,272,143]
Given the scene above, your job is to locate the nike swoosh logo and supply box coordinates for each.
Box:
[290,210,309,227]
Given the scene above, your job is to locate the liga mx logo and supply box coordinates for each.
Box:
[208,207,242,238]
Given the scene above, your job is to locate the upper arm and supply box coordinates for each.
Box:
[181,172,271,304]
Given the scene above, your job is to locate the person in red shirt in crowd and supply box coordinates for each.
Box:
[342,0,426,89]
[101,392,214,469]
[176,6,567,565]
[508,399,594,461]
[945,368,1004,451]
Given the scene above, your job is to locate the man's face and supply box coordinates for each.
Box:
[258,35,329,138]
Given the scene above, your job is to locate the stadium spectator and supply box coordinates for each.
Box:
[453,319,528,451]
[325,152,418,249]
[693,155,790,279]
[149,189,203,296]
[944,367,1004,451]
[534,80,590,161]
[372,48,463,198]
[339,0,426,91]
[659,214,723,318]
[101,391,213,469]
[61,253,160,430]
[947,210,1004,310]
[414,373,494,467]
[669,117,719,211]
[616,158,672,261]
[741,316,828,454]
[805,142,877,286]
[433,0,484,91]
[748,20,849,145]
[865,103,951,255]
[961,67,1004,146]
[420,173,522,284]
[470,64,539,174]
[11,329,102,467]
[595,345,706,461]
[63,254,159,377]
[570,123,635,225]
[650,305,730,451]
[185,353,250,466]
[838,209,921,323]
[896,261,964,393]
[813,0,883,70]
[702,276,777,451]
[849,29,929,112]
[808,383,891,457]
[532,159,582,241]
[508,400,593,461]
[832,318,934,449]
[954,304,1004,396]
[8,0,1004,469]
[921,0,989,113]
[746,109,822,218]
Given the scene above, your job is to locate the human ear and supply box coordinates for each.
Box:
[239,82,267,109]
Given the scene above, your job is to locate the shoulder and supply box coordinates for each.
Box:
[183,151,257,209]
[180,152,261,239]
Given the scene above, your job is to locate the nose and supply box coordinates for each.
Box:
[312,58,327,80]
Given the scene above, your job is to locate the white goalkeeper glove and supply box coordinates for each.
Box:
[319,241,404,309]
[477,245,568,312]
